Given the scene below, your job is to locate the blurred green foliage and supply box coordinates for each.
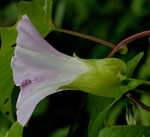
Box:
[98,125,150,137]
[6,122,23,137]
[48,127,69,137]
[0,0,150,137]
[0,2,17,26]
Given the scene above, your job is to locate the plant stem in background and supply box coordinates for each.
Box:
[54,28,116,48]
[125,78,150,111]
[126,93,150,112]
[108,30,150,57]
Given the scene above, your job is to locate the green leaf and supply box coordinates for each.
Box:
[88,79,143,137]
[49,127,69,137]
[33,0,53,24]
[131,0,145,16]
[18,1,52,37]
[0,0,53,46]
[54,0,66,28]
[139,95,150,126]
[32,97,49,117]
[138,49,150,79]
[98,125,150,137]
[6,122,23,137]
[0,112,11,137]
[127,52,144,77]
[106,98,127,126]
[0,31,15,121]
[44,0,53,25]
[0,2,17,26]
[87,95,113,129]
[0,26,17,50]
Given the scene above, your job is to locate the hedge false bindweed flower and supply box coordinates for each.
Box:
[11,15,88,126]
[11,15,127,126]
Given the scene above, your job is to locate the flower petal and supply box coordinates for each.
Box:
[17,81,67,126]
[17,15,61,55]
[11,15,88,126]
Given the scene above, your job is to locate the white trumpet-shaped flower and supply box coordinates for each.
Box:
[11,15,88,126]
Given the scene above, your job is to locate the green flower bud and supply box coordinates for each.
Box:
[119,45,128,55]
[61,58,127,97]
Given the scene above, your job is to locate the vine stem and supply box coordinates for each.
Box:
[107,30,150,57]
[126,93,150,112]
[54,28,116,48]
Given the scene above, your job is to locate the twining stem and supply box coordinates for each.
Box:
[108,30,150,57]
[126,78,150,112]
[54,28,116,48]
[126,93,150,112]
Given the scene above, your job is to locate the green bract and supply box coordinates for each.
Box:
[61,58,127,97]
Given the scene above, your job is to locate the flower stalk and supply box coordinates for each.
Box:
[54,28,116,48]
